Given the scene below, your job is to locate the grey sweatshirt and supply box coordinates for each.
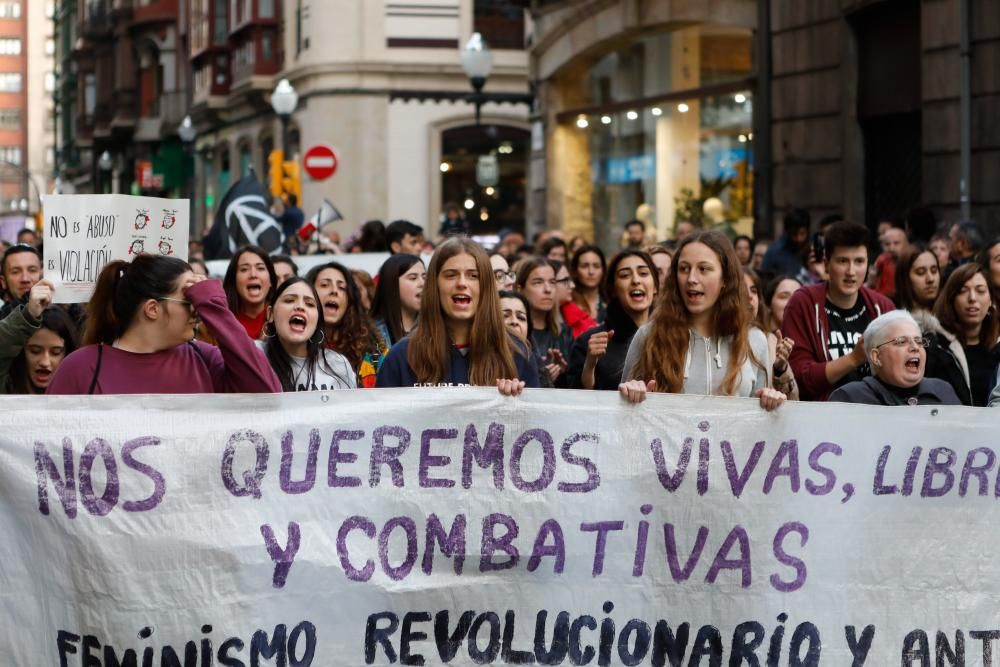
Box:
[621,323,771,397]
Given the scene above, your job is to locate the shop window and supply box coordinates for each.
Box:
[563,25,755,248]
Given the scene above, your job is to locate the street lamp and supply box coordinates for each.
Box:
[178,115,198,224]
[177,115,197,144]
[270,78,298,156]
[461,33,494,125]
[97,150,113,193]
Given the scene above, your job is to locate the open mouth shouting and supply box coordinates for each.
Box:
[452,293,473,309]
[245,281,264,301]
[288,313,308,335]
[32,367,52,387]
[904,355,921,372]
[628,288,649,306]
[685,288,705,304]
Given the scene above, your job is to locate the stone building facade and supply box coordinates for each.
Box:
[528,0,1000,247]
[189,0,531,238]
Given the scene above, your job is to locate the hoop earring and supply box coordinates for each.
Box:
[263,321,276,339]
[311,328,325,346]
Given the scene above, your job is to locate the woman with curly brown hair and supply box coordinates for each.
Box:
[618,230,785,410]
[306,260,388,388]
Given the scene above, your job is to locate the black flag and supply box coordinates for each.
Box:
[203,175,284,259]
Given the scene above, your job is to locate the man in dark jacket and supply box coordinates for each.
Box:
[760,208,811,283]
[781,221,896,401]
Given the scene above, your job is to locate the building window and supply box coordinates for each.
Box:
[0,2,20,19]
[0,108,18,129]
[44,71,55,93]
[0,146,22,165]
[295,1,310,56]
[0,39,21,56]
[260,0,274,19]
[84,73,96,115]
[261,34,272,62]
[0,72,21,93]
[213,0,228,44]
[474,0,527,50]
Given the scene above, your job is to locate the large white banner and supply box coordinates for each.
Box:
[0,390,994,665]
[42,194,190,302]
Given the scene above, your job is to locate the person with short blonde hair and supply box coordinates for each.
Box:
[829,311,959,405]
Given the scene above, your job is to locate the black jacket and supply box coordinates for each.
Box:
[828,376,961,406]
[911,310,973,406]
[567,301,641,390]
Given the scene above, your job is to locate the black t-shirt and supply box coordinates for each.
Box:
[962,343,998,407]
[825,298,870,386]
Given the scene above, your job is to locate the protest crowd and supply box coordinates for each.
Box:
[4,205,1000,410]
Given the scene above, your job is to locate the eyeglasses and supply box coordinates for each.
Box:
[159,297,193,309]
[874,336,929,350]
[494,270,516,283]
[555,277,573,286]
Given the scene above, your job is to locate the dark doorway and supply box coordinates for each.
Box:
[440,124,529,236]
[851,0,922,230]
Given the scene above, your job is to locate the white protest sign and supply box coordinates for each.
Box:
[42,194,189,302]
[0,389,996,665]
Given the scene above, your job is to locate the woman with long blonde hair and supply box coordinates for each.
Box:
[377,237,538,393]
[619,230,785,410]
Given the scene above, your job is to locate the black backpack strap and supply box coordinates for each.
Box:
[88,343,104,395]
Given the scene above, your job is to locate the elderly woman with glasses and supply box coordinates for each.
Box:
[829,310,961,406]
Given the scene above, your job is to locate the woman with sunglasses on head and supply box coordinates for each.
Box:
[259,277,355,391]
[307,261,388,388]
[222,245,277,339]
[47,254,280,394]
[933,262,1000,406]
[371,254,426,347]
[829,311,959,405]
[515,256,573,387]
[567,250,657,390]
[377,237,538,393]
[894,245,972,405]
[553,259,597,338]
[618,230,785,410]
[569,244,607,324]
[0,279,79,393]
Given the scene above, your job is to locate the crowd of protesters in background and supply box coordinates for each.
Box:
[3,201,1000,410]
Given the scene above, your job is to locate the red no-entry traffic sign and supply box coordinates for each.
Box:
[303,145,339,180]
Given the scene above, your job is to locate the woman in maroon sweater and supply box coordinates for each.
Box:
[47,254,281,394]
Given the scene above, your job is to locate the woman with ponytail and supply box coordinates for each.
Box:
[47,254,280,394]
[618,230,785,410]
[376,237,538,393]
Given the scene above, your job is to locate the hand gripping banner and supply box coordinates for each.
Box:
[0,389,995,666]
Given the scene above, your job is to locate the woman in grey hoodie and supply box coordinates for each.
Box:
[619,230,785,410]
